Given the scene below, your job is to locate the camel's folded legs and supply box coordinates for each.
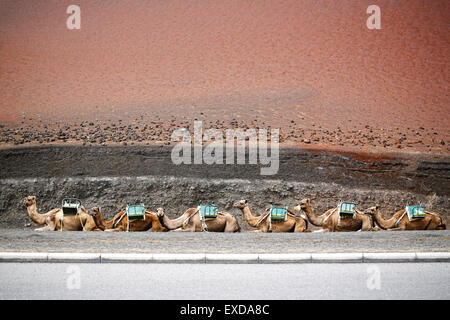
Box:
[386,227,404,231]
[34,225,53,231]
[104,227,123,232]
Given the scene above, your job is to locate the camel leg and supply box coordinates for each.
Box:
[34,216,56,231]
[294,221,308,232]
[424,219,433,230]
[313,228,329,233]
[104,225,125,232]
[173,224,196,232]
[385,227,405,231]
[361,219,373,231]
[224,220,238,233]
[224,224,233,232]
[34,225,52,231]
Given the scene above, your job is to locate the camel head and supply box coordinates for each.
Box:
[363,206,380,216]
[156,207,165,217]
[233,199,248,209]
[22,196,36,207]
[88,207,102,218]
[295,198,311,212]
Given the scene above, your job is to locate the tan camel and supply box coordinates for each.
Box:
[156,207,240,232]
[23,196,59,231]
[88,207,167,232]
[23,195,98,231]
[364,206,446,231]
[295,198,374,232]
[233,200,310,232]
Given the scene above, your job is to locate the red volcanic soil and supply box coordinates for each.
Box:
[0,0,449,154]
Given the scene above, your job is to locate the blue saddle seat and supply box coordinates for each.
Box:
[62,198,81,216]
[270,206,287,222]
[338,202,356,219]
[198,204,218,219]
[127,204,146,221]
[406,205,426,220]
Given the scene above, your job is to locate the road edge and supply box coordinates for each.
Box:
[0,252,449,263]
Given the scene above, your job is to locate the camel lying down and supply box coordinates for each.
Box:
[88,207,167,232]
[295,198,375,232]
[23,196,98,231]
[364,206,446,231]
[156,207,240,232]
[23,195,446,232]
[233,199,310,232]
[296,198,446,232]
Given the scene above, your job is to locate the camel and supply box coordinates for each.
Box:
[295,198,374,232]
[364,206,446,231]
[23,196,59,231]
[233,200,310,232]
[23,195,98,231]
[88,207,167,232]
[156,207,240,232]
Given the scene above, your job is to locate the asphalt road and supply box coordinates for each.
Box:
[0,262,449,300]
[0,229,449,253]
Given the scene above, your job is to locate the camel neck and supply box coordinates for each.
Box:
[373,210,394,230]
[303,205,324,227]
[241,206,259,227]
[27,203,45,225]
[160,211,187,230]
[94,212,107,230]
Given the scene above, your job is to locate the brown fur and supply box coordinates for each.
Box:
[296,198,374,232]
[233,200,310,232]
[88,207,167,232]
[156,207,240,232]
[364,206,446,231]
[23,195,98,231]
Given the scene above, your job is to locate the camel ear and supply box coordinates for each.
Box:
[375,205,380,210]
[244,200,248,204]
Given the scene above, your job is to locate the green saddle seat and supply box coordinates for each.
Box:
[270,206,287,222]
[62,198,81,216]
[406,205,426,221]
[127,204,146,221]
[338,202,356,219]
[198,204,218,219]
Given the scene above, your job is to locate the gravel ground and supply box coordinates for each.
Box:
[0,228,449,254]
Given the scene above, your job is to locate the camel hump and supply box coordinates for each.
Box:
[217,211,234,218]
[286,208,303,218]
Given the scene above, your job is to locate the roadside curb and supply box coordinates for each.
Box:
[0,252,449,263]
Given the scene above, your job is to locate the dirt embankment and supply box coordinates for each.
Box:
[0,146,448,229]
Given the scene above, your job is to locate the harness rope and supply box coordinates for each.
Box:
[113,211,127,229]
[255,209,305,232]
[393,210,406,228]
[321,208,337,226]
[393,210,436,228]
